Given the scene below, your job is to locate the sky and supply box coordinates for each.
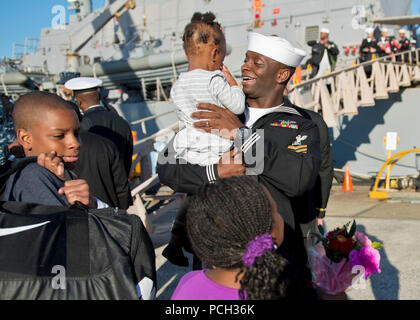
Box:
[0,0,105,59]
[1,0,420,59]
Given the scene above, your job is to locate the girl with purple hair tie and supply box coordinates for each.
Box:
[171,176,318,300]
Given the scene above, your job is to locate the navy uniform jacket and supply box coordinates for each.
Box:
[395,38,411,62]
[157,102,322,268]
[286,99,333,222]
[360,38,381,62]
[74,132,133,210]
[81,105,133,177]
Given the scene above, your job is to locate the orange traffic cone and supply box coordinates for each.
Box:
[342,163,354,192]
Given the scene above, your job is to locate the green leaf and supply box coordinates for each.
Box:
[372,242,383,250]
[348,220,357,238]
[318,225,325,236]
[311,232,323,245]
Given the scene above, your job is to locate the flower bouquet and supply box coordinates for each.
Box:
[309,220,383,295]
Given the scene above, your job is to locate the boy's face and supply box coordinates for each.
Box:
[18,108,80,164]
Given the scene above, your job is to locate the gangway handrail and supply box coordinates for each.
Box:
[131,110,175,126]
[288,47,420,128]
[290,48,420,91]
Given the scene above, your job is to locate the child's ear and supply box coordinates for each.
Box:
[17,128,33,151]
[211,47,219,62]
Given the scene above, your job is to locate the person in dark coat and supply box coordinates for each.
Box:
[395,29,411,62]
[307,28,339,78]
[378,27,393,57]
[360,27,380,62]
[64,77,134,177]
[74,131,133,210]
[158,32,322,283]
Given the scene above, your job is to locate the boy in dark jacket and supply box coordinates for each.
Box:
[3,91,99,208]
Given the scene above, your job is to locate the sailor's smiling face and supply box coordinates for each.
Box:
[241,51,290,99]
[241,51,278,98]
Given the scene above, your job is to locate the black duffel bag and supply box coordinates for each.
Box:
[0,201,156,300]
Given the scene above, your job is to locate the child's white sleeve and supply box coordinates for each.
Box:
[209,74,245,115]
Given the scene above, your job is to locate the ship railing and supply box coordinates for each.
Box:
[288,48,420,128]
[129,118,182,234]
[131,110,175,135]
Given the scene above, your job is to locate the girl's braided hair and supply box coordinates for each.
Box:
[182,11,226,55]
[186,176,310,300]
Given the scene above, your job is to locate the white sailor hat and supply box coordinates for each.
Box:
[365,27,374,34]
[381,27,388,33]
[247,32,306,67]
[64,77,103,91]
[399,28,407,34]
[320,28,330,34]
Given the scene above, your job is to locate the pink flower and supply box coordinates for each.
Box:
[354,231,372,247]
[349,246,381,279]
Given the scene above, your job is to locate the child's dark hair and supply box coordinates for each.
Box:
[13,91,75,130]
[183,12,226,55]
[186,176,311,300]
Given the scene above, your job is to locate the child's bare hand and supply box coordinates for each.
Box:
[38,151,65,181]
[58,179,96,208]
[221,64,238,87]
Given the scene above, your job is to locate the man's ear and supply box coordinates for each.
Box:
[16,128,32,151]
[74,96,82,108]
[276,68,291,85]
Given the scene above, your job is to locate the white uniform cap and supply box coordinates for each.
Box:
[247,32,306,67]
[411,39,417,43]
[399,28,407,34]
[320,28,330,34]
[64,77,103,91]
[365,27,374,34]
[381,27,388,33]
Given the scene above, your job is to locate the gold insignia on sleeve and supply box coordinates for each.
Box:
[287,145,308,153]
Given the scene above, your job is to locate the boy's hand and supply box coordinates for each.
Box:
[58,179,97,209]
[192,103,243,139]
[37,151,65,181]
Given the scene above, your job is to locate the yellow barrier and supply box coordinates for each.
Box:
[369,148,420,199]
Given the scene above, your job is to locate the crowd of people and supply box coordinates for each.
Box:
[303,26,417,82]
[0,11,350,300]
[360,27,416,63]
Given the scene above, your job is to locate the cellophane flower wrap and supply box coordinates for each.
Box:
[308,220,383,295]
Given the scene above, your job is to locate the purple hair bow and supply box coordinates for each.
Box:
[242,233,275,267]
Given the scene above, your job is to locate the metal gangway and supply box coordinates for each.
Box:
[288,48,420,128]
